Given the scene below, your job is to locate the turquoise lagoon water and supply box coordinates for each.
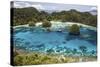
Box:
[13,26,97,56]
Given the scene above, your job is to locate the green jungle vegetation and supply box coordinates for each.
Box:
[11,7,97,27]
[69,24,80,35]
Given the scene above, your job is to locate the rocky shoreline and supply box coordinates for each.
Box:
[13,21,97,31]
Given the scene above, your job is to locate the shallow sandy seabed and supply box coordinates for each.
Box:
[13,49,97,66]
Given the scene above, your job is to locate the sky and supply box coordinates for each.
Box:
[12,1,97,12]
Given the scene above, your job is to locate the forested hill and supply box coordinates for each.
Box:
[11,7,97,27]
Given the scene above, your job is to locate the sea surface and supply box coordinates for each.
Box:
[13,26,97,56]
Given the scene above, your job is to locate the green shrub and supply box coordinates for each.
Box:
[42,20,51,27]
[41,56,51,61]
[29,22,35,26]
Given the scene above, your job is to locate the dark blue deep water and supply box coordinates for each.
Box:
[13,26,97,56]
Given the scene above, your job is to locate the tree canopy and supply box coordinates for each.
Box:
[11,7,97,27]
[69,24,80,35]
[42,20,51,27]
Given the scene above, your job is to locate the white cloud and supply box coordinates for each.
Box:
[14,2,32,8]
[13,1,45,10]
[90,7,97,11]
[14,2,22,8]
[31,4,45,10]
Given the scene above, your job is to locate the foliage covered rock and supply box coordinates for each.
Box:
[69,24,80,35]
